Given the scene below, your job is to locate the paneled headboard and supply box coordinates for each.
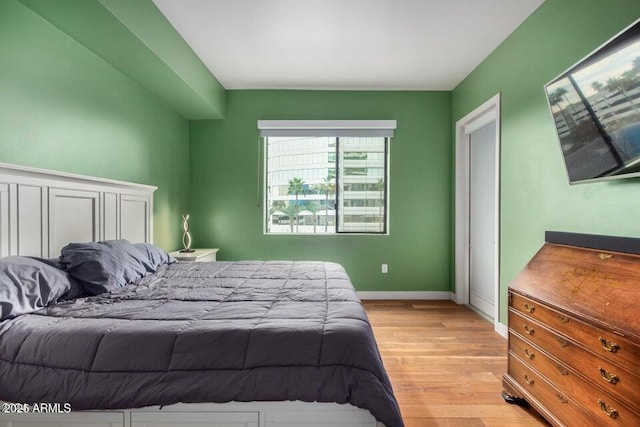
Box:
[0,162,156,258]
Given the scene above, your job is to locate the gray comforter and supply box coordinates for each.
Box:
[0,261,403,427]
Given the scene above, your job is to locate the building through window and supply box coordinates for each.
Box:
[260,121,395,234]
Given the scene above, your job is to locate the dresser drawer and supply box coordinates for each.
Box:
[511,292,640,376]
[509,332,640,410]
[510,308,640,380]
[508,354,600,426]
[510,353,639,426]
[509,333,640,422]
[509,309,585,367]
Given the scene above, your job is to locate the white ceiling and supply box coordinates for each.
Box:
[153,0,544,90]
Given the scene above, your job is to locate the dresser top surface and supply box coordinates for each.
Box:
[510,242,640,340]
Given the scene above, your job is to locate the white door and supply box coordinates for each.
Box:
[468,122,496,320]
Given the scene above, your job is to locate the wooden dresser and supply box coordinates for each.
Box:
[503,232,640,426]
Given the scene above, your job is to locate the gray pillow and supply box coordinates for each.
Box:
[60,240,153,296]
[38,258,86,300]
[133,242,176,271]
[0,256,74,321]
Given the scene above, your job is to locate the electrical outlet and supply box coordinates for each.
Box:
[381,264,388,274]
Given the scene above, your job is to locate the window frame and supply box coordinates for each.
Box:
[263,136,389,235]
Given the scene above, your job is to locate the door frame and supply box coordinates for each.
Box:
[454,93,504,336]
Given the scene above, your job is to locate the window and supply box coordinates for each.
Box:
[260,120,394,234]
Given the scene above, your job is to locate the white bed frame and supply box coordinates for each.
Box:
[0,162,155,258]
[0,163,384,427]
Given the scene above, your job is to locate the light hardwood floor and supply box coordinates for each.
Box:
[362,300,549,427]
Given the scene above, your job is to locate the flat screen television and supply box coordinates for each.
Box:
[545,18,640,184]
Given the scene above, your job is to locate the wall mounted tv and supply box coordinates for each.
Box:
[545,18,640,184]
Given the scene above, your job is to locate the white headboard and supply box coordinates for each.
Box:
[0,163,156,258]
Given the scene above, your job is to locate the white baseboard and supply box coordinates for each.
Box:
[495,321,508,338]
[357,291,453,300]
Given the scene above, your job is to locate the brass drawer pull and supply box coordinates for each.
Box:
[524,348,535,360]
[523,374,534,385]
[557,314,570,324]
[523,303,535,313]
[557,337,569,347]
[598,367,619,384]
[556,392,568,403]
[598,399,618,418]
[599,337,620,353]
[523,325,535,335]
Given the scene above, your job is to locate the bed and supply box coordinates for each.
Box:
[0,163,403,427]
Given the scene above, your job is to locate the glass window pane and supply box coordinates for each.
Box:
[266,137,337,234]
[265,135,388,235]
[337,137,386,233]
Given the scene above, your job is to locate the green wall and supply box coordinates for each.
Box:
[190,90,452,291]
[19,0,226,120]
[0,0,190,250]
[11,0,638,305]
[452,0,640,324]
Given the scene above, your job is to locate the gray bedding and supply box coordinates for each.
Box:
[0,261,403,427]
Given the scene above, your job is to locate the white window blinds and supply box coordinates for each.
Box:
[258,120,396,137]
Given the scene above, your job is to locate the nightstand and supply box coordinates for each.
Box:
[170,248,219,262]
